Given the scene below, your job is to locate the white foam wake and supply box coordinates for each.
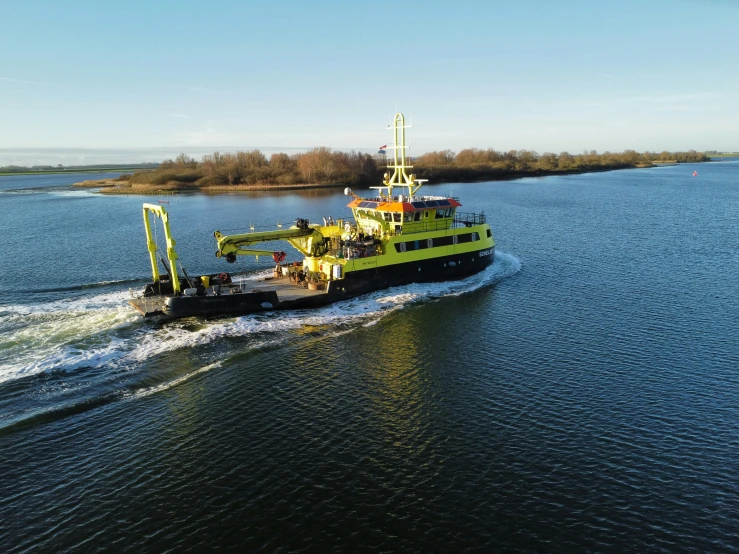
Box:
[0,289,133,316]
[0,252,520,385]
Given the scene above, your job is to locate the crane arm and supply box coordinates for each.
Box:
[143,203,181,293]
[215,226,325,260]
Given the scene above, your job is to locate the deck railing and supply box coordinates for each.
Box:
[453,212,486,226]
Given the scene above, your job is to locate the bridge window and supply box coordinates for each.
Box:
[393,213,401,223]
[444,207,453,217]
[404,212,413,222]
[384,212,392,221]
[435,209,445,219]
[414,212,421,221]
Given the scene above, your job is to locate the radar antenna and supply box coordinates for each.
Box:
[370,113,426,200]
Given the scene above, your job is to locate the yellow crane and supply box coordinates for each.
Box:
[214,218,344,262]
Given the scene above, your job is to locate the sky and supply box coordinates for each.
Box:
[1,0,737,165]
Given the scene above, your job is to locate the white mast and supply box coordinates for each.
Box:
[370,113,426,200]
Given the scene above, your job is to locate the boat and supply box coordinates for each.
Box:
[128,113,496,318]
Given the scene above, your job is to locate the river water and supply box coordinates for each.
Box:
[1,163,738,552]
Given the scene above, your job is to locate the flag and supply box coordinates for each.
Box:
[379,145,387,150]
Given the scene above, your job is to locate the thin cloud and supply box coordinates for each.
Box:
[0,76,70,88]
[655,103,721,113]
[634,91,722,103]
[170,113,218,124]
[173,128,241,146]
[187,86,217,93]
[581,91,723,110]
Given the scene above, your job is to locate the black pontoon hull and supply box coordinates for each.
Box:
[129,248,494,319]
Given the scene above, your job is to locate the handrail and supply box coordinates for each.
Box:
[387,212,487,235]
[454,212,486,226]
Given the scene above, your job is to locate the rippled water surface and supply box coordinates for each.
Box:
[1,164,738,552]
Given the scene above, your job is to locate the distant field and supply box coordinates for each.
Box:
[0,167,151,176]
[707,153,739,158]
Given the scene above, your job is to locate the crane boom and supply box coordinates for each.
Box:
[215,224,331,261]
[143,203,181,293]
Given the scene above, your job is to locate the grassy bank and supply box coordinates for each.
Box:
[93,181,346,194]
[0,167,152,176]
[0,163,157,176]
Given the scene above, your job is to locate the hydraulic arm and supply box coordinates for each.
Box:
[214,224,336,262]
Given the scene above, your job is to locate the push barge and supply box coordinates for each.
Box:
[129,113,495,318]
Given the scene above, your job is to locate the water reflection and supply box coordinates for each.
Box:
[358,313,434,460]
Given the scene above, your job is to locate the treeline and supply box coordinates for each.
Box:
[413,148,710,181]
[127,148,710,189]
[130,149,378,188]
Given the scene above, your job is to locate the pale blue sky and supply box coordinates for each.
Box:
[1,0,737,165]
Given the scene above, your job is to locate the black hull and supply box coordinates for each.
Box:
[164,290,280,318]
[131,248,494,318]
[328,247,495,301]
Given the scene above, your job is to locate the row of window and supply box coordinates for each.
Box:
[355,208,456,224]
[394,232,481,253]
[356,199,454,209]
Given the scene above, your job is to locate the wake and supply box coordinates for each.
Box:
[0,252,521,386]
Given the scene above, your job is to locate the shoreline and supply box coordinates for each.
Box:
[0,167,154,177]
[73,179,348,194]
[72,162,699,195]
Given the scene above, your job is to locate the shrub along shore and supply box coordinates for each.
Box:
[74,147,711,194]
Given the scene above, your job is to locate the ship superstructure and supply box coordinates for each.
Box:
[129,113,495,318]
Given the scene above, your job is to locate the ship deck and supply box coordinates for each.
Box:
[239,277,328,303]
[129,274,328,317]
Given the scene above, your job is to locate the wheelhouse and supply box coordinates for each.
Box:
[348,196,462,235]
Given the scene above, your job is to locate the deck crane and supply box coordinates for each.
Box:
[214,218,345,263]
